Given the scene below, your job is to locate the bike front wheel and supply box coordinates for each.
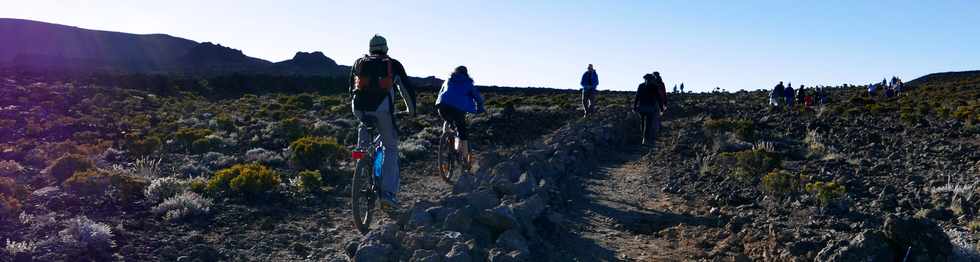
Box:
[351,160,376,234]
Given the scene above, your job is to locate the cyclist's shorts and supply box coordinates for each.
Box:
[437,104,468,140]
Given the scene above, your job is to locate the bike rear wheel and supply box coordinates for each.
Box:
[351,160,376,234]
[437,132,458,184]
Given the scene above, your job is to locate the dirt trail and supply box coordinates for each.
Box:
[554,120,727,262]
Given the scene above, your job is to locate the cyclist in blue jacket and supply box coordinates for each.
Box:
[436,66,486,164]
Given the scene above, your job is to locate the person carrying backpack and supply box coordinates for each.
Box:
[436,66,485,165]
[633,73,667,146]
[349,34,417,208]
[580,64,600,117]
[772,81,785,107]
[785,83,795,107]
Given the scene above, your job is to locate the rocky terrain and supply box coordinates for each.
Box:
[0,70,978,262]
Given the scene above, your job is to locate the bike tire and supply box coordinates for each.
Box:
[437,132,457,184]
[351,160,375,234]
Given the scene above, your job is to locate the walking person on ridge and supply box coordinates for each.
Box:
[634,73,667,147]
[580,64,600,117]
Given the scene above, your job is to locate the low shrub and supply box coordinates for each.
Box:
[214,113,236,131]
[0,160,24,177]
[805,181,847,207]
[288,136,346,170]
[278,117,308,142]
[191,136,223,154]
[0,194,20,221]
[722,149,780,182]
[63,169,149,203]
[152,191,213,221]
[145,177,188,203]
[207,163,281,197]
[703,118,755,141]
[58,216,115,253]
[188,177,207,193]
[295,170,325,192]
[174,128,213,147]
[124,135,161,157]
[45,155,95,182]
[761,170,802,197]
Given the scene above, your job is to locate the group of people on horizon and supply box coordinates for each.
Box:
[578,65,668,146]
[868,76,905,98]
[769,81,832,109]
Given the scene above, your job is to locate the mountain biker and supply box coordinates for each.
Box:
[436,66,485,165]
[349,34,417,208]
[634,73,667,146]
[580,64,599,117]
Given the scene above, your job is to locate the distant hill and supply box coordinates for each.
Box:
[907,70,980,88]
[0,18,441,85]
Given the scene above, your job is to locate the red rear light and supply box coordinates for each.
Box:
[351,151,365,160]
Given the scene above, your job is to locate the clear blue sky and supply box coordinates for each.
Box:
[3,1,979,91]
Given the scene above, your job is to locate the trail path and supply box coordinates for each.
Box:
[554,120,726,262]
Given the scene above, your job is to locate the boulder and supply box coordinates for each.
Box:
[883,215,952,262]
[410,249,442,262]
[467,189,500,211]
[476,205,518,232]
[495,230,530,255]
[444,243,472,262]
[354,242,394,262]
[815,230,895,262]
[444,209,473,232]
[409,205,434,228]
[491,161,521,182]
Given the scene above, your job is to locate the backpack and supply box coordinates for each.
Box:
[354,55,394,91]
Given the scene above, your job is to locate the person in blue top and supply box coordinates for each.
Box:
[580,64,599,117]
[785,83,795,107]
[436,66,486,164]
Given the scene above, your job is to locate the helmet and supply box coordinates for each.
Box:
[370,35,388,54]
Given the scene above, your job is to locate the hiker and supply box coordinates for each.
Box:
[771,81,785,108]
[673,85,678,93]
[633,73,667,146]
[680,83,685,93]
[797,85,806,106]
[785,83,795,107]
[580,64,599,117]
[868,83,878,97]
[436,66,486,165]
[349,34,417,208]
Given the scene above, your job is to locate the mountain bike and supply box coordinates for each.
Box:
[437,121,470,184]
[350,116,385,234]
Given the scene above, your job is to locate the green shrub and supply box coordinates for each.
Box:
[191,136,223,154]
[288,136,347,170]
[296,170,325,192]
[215,114,236,131]
[0,194,20,220]
[63,169,149,203]
[279,118,308,141]
[46,155,95,182]
[805,181,846,207]
[703,118,755,140]
[726,149,780,181]
[285,94,315,109]
[208,163,281,197]
[124,135,162,156]
[175,128,213,147]
[761,170,801,197]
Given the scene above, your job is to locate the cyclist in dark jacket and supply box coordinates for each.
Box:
[349,34,417,208]
[580,64,599,117]
[436,66,485,164]
[634,73,667,146]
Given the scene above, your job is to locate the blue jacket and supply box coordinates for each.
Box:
[580,70,599,90]
[436,74,485,113]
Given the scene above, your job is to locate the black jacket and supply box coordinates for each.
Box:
[634,81,665,110]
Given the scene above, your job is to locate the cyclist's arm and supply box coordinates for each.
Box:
[391,60,417,115]
[471,86,486,113]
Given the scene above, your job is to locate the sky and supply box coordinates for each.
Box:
[3,0,979,92]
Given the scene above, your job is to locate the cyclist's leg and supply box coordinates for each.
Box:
[370,111,400,197]
[352,110,371,150]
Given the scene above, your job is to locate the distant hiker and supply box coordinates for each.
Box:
[580,64,600,117]
[785,84,795,107]
[634,73,667,146]
[673,85,678,93]
[436,66,486,165]
[771,81,785,108]
[868,83,878,97]
[680,83,685,93]
[350,34,417,208]
[885,85,895,98]
[797,85,806,106]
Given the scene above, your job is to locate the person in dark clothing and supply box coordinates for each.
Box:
[580,64,600,117]
[633,73,667,146]
[349,34,417,208]
[785,84,795,107]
